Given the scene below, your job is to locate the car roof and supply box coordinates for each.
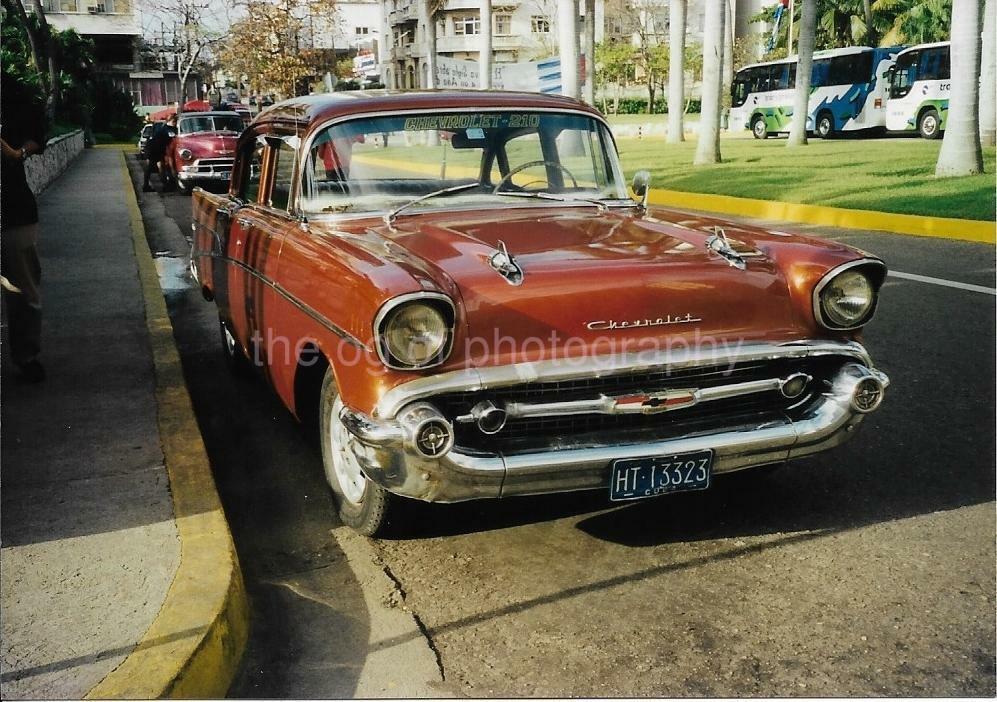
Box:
[252,90,605,130]
[178,111,242,118]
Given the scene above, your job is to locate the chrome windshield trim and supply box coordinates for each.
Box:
[304,199,637,224]
[373,339,872,419]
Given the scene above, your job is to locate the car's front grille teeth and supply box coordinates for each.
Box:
[435,356,846,453]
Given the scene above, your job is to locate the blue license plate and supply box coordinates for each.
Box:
[609,450,714,501]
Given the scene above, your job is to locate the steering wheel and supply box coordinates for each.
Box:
[492,160,579,193]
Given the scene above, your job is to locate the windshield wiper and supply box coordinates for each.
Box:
[383,182,481,227]
[494,191,609,212]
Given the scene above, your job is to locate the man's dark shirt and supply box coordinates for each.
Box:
[1,85,48,229]
[146,122,176,160]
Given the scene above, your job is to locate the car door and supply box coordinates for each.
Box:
[227,134,298,372]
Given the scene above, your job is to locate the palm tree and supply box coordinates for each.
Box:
[787,0,816,146]
[481,0,493,88]
[936,0,984,176]
[874,0,951,45]
[583,0,596,103]
[694,0,725,164]
[981,0,995,147]
[558,0,580,98]
[667,0,687,143]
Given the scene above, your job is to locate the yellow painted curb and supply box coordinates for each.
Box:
[85,152,249,699]
[646,188,996,245]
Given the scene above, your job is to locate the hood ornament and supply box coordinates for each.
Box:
[488,240,524,286]
[705,226,747,270]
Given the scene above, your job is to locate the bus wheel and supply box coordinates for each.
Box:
[816,112,835,139]
[918,109,942,139]
[751,116,769,139]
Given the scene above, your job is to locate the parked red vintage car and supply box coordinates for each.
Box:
[165,110,243,194]
[190,91,890,536]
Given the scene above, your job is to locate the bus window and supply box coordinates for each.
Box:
[890,51,919,99]
[731,76,750,107]
[772,63,794,90]
[828,52,873,86]
[811,58,830,87]
[919,46,950,80]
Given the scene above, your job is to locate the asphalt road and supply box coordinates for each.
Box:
[134,156,996,697]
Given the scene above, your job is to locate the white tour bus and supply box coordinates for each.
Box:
[885,41,950,139]
[730,45,901,139]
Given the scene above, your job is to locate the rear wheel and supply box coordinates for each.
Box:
[319,368,394,536]
[918,108,942,139]
[815,112,835,139]
[751,115,769,139]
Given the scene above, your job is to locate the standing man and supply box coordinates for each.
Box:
[142,112,177,192]
[1,73,48,382]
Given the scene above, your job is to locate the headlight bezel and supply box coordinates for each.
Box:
[178,147,194,161]
[374,292,456,370]
[812,258,886,331]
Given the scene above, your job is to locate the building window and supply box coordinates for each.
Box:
[608,16,626,35]
[530,15,550,33]
[355,26,370,35]
[454,15,480,35]
[494,13,512,35]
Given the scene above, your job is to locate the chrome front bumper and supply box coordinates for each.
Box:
[339,347,890,503]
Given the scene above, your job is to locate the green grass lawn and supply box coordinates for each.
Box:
[616,136,997,222]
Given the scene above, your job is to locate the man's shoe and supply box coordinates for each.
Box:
[17,359,45,383]
[142,185,154,192]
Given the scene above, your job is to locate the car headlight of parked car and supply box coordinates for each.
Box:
[813,260,886,330]
[179,148,193,161]
[375,294,455,369]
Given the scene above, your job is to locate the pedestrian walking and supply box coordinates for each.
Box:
[1,74,47,382]
[142,113,177,193]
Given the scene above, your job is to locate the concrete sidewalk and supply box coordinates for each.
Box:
[1,148,246,698]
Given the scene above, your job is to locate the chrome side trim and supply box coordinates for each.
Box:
[372,291,457,370]
[812,257,887,331]
[373,339,872,419]
[189,248,367,349]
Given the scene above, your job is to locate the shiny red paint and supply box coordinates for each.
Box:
[191,91,881,421]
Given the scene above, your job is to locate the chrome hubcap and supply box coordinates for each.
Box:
[329,397,366,504]
[923,115,937,134]
[753,121,765,137]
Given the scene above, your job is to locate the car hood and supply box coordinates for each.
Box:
[334,206,865,366]
[176,132,238,156]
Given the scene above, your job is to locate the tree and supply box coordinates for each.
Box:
[694,0,725,164]
[980,0,995,147]
[481,0,493,88]
[936,0,984,176]
[787,0,816,146]
[220,0,335,98]
[667,0,687,142]
[875,0,952,45]
[595,40,636,112]
[2,0,59,121]
[557,0,580,98]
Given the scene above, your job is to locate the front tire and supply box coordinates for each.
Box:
[815,112,834,139]
[918,108,942,139]
[751,115,769,139]
[319,368,393,536]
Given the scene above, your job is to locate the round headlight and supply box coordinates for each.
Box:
[819,269,876,328]
[380,302,450,368]
[179,148,193,161]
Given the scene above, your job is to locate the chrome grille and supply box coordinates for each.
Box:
[436,356,848,453]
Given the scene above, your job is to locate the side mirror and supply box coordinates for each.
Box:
[632,170,651,213]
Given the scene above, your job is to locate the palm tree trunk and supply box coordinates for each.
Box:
[787,0,816,146]
[863,0,875,44]
[480,0,493,88]
[423,1,438,88]
[558,0,580,98]
[980,0,996,147]
[694,0,725,164]
[936,0,984,176]
[582,0,596,104]
[667,0,687,143]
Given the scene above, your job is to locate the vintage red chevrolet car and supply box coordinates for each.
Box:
[165,110,243,194]
[190,90,890,535]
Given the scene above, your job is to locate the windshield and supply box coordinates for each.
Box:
[299,111,628,215]
[179,115,243,134]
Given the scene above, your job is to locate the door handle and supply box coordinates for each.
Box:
[237,218,252,228]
